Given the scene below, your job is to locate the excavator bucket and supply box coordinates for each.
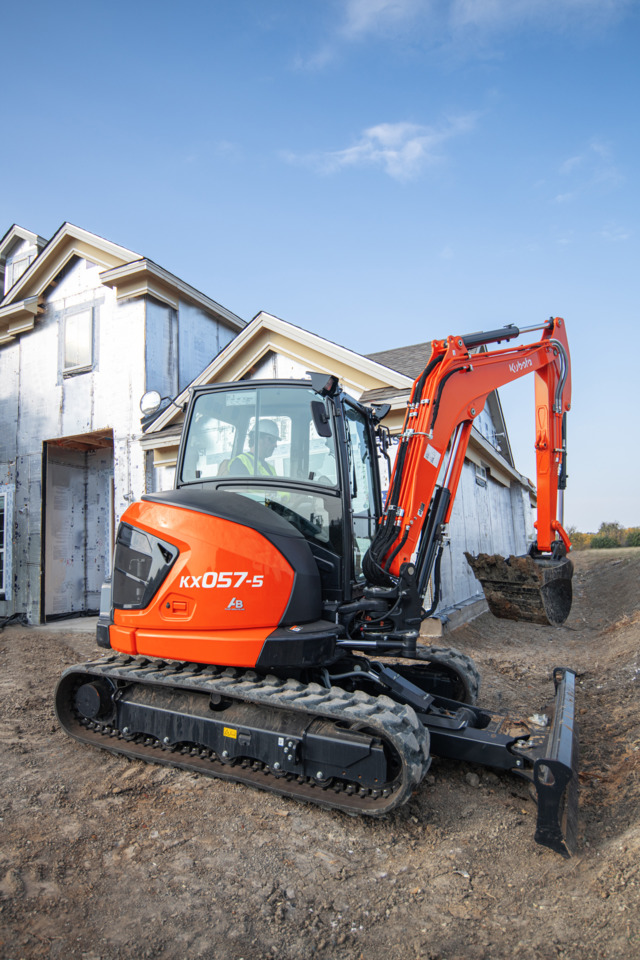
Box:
[465,552,573,626]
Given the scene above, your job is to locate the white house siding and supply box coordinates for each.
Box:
[177,300,236,391]
[0,258,144,621]
[0,233,243,623]
[245,351,309,380]
[437,462,532,617]
[145,300,178,400]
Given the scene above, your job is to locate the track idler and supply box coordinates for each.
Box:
[465,550,573,626]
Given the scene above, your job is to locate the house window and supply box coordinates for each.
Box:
[4,252,38,294]
[475,463,488,487]
[63,307,94,373]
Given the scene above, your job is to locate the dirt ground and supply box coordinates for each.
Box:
[1,549,639,960]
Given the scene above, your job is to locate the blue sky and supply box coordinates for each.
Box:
[2,0,638,532]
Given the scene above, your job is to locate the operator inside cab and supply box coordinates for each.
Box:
[229,419,279,476]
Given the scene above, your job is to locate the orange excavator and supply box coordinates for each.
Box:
[56,317,578,855]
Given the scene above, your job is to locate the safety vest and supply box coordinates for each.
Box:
[232,452,276,477]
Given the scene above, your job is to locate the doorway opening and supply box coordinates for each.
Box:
[43,430,114,622]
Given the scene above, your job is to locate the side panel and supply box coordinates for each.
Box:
[111,499,298,666]
[133,627,274,667]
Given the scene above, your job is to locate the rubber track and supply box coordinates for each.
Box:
[412,645,481,704]
[56,655,432,817]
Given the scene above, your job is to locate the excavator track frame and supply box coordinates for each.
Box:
[56,655,431,816]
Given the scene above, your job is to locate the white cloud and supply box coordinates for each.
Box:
[295,0,423,69]
[559,155,584,175]
[299,0,631,67]
[449,0,628,33]
[340,0,424,39]
[554,139,622,202]
[283,115,476,181]
[601,222,631,242]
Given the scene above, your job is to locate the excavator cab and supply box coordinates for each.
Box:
[177,380,382,608]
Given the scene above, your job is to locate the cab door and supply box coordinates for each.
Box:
[342,402,380,583]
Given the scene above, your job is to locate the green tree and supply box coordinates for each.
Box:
[625,528,640,547]
[566,526,591,550]
[597,521,625,545]
[591,534,619,549]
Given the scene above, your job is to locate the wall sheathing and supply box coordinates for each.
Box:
[1,242,242,623]
[177,300,236,391]
[438,459,532,617]
[0,258,140,621]
[145,300,178,400]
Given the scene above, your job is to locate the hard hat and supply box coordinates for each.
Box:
[257,419,280,439]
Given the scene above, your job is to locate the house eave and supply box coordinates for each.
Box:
[0,222,141,307]
[0,225,47,262]
[99,259,245,330]
[0,296,41,344]
[139,426,183,451]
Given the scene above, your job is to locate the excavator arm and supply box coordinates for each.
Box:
[364,317,572,626]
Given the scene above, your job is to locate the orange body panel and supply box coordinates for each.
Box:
[111,498,295,666]
[383,318,572,574]
[133,627,274,668]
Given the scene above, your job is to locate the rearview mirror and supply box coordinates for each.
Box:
[311,400,332,438]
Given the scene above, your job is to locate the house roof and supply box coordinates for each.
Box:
[0,224,47,261]
[99,258,244,328]
[141,308,519,480]
[0,222,245,345]
[366,342,432,380]
[1,222,141,308]
[143,310,413,435]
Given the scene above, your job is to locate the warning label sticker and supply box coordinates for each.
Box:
[424,444,441,468]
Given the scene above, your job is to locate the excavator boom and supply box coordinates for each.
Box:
[365,317,572,626]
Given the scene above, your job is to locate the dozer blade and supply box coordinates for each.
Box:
[465,551,573,626]
[531,667,579,857]
[423,666,579,856]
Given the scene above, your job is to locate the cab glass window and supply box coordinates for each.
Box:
[180,385,339,487]
[345,404,377,579]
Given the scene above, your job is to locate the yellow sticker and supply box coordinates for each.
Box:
[223,727,238,739]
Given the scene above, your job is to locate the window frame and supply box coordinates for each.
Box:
[475,462,488,487]
[62,304,95,376]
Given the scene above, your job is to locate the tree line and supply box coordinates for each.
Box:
[566,522,640,550]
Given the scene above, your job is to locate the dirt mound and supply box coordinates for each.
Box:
[1,549,639,959]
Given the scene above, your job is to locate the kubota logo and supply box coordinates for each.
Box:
[179,571,264,589]
[509,357,533,374]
